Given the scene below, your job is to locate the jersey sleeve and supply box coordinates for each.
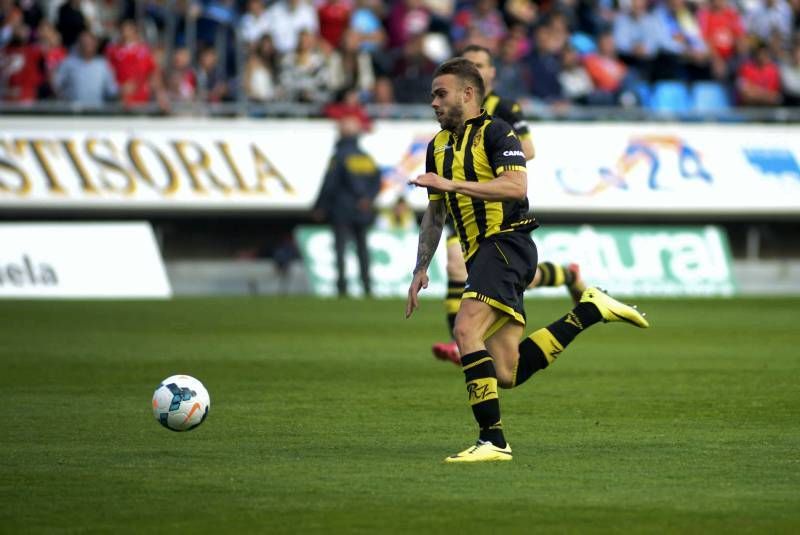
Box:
[495,99,531,139]
[425,138,444,201]
[484,119,528,176]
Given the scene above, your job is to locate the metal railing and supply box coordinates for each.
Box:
[3,100,800,123]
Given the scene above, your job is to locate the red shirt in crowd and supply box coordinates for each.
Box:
[43,46,67,76]
[738,60,781,92]
[318,0,352,48]
[698,6,744,60]
[583,54,627,92]
[105,41,156,105]
[1,43,43,102]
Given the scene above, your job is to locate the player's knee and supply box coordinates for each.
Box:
[453,322,481,353]
[496,371,514,389]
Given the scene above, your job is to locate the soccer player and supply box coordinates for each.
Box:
[405,58,649,463]
[432,44,585,365]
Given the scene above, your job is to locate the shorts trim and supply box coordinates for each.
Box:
[462,291,525,326]
[484,315,511,340]
[446,235,460,247]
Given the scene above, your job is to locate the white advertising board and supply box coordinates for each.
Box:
[0,222,171,298]
[1,117,799,214]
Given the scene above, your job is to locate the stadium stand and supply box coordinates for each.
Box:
[0,0,799,118]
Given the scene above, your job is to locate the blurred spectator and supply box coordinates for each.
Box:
[56,0,87,49]
[240,0,271,46]
[792,0,800,34]
[244,34,280,102]
[0,23,41,102]
[280,29,331,103]
[165,47,196,103]
[16,0,42,32]
[328,28,375,97]
[372,75,394,104]
[504,23,532,59]
[36,20,66,99]
[196,46,228,102]
[559,45,594,104]
[268,0,319,55]
[317,0,352,49]
[54,31,117,106]
[583,31,637,105]
[424,0,455,34]
[780,40,800,105]
[737,41,782,105]
[94,0,123,39]
[350,0,386,53]
[387,0,431,48]
[1,0,23,48]
[504,0,539,28]
[494,32,529,101]
[526,22,566,103]
[745,0,793,47]
[613,0,659,81]
[451,0,506,53]
[651,0,710,81]
[106,19,162,107]
[698,0,745,61]
[324,86,372,131]
[546,12,571,53]
[388,32,437,103]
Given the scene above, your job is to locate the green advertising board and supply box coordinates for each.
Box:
[295,225,735,298]
[294,226,448,298]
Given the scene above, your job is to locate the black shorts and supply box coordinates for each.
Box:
[463,231,538,326]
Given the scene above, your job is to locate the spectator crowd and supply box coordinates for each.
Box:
[2,0,800,112]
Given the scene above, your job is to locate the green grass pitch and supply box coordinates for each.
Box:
[1,296,798,533]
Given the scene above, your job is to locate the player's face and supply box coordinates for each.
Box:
[463,50,495,92]
[431,74,465,132]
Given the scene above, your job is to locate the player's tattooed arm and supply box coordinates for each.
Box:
[413,199,446,274]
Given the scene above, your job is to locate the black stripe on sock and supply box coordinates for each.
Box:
[514,337,550,387]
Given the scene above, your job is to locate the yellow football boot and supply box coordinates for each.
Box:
[444,440,512,463]
[580,287,650,328]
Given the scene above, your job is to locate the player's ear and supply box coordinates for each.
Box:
[463,84,474,104]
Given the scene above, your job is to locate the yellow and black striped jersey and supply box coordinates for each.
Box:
[425,110,538,261]
[483,91,531,141]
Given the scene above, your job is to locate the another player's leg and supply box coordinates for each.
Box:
[511,288,649,388]
[444,299,512,463]
[529,262,586,304]
[432,237,467,365]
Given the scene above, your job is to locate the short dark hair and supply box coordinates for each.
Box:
[461,44,493,66]
[433,57,486,102]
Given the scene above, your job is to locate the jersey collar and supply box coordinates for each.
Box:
[464,109,489,126]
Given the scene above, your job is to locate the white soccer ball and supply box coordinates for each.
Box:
[152,375,210,431]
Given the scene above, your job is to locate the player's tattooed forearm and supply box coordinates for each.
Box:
[414,202,446,274]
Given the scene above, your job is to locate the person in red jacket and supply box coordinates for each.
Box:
[737,42,781,106]
[105,19,162,107]
[0,23,42,102]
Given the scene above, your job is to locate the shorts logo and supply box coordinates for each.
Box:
[503,150,525,157]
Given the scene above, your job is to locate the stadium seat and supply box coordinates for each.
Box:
[691,82,731,112]
[648,81,691,114]
[633,81,651,108]
[570,33,596,55]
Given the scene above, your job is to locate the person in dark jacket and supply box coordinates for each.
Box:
[314,115,381,297]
